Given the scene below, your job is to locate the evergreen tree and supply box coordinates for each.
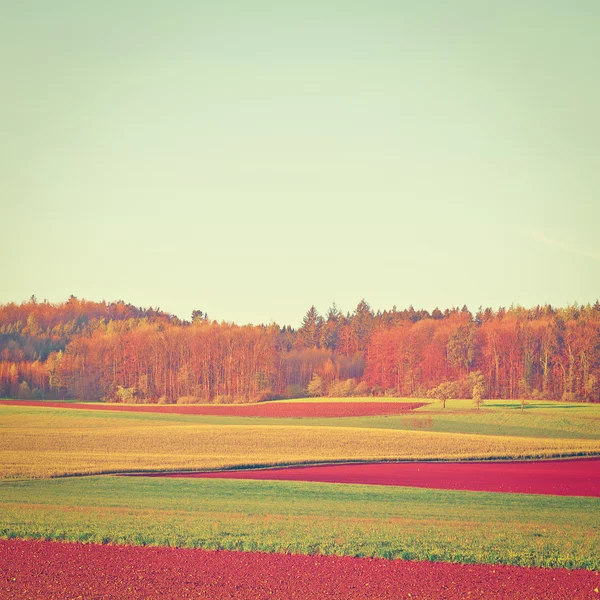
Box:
[351,299,375,352]
[298,305,323,348]
[321,303,342,350]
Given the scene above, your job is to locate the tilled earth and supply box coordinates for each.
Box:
[0,400,426,418]
[1,539,598,599]
[144,458,600,497]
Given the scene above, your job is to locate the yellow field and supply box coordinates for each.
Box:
[1,408,599,479]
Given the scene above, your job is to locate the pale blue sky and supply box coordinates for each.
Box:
[1,2,598,325]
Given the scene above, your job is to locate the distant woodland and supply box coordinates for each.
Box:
[1,296,599,403]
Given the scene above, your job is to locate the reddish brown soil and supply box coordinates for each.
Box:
[1,539,597,599]
[0,399,426,418]
[140,459,600,497]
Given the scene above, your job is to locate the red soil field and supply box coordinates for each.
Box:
[0,399,426,418]
[141,459,600,497]
[1,539,597,600]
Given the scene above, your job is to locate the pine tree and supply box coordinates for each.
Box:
[298,306,323,348]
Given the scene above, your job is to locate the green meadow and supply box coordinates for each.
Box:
[0,476,598,569]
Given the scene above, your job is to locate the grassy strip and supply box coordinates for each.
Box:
[335,410,600,439]
[2,408,599,479]
[416,398,600,411]
[0,476,598,570]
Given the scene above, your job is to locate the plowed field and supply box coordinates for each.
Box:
[1,539,597,600]
[139,458,600,497]
[0,400,426,418]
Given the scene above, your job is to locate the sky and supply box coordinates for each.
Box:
[1,1,599,326]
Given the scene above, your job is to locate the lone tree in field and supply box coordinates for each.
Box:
[469,371,486,409]
[432,381,456,409]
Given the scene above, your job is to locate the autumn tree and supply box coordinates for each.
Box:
[429,381,458,409]
[1,297,599,404]
[307,373,323,397]
[468,371,485,409]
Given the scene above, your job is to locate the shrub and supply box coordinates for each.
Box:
[17,381,31,399]
[343,379,356,396]
[233,396,252,404]
[213,395,233,405]
[530,388,544,400]
[352,381,371,397]
[307,374,323,397]
[286,384,306,399]
[254,388,279,402]
[115,386,137,404]
[328,378,356,398]
[176,396,199,405]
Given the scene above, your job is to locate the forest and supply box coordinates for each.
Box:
[1,296,599,403]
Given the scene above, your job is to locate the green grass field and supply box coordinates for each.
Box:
[1,398,599,569]
[0,476,598,569]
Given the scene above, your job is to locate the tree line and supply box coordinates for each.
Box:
[1,296,599,403]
